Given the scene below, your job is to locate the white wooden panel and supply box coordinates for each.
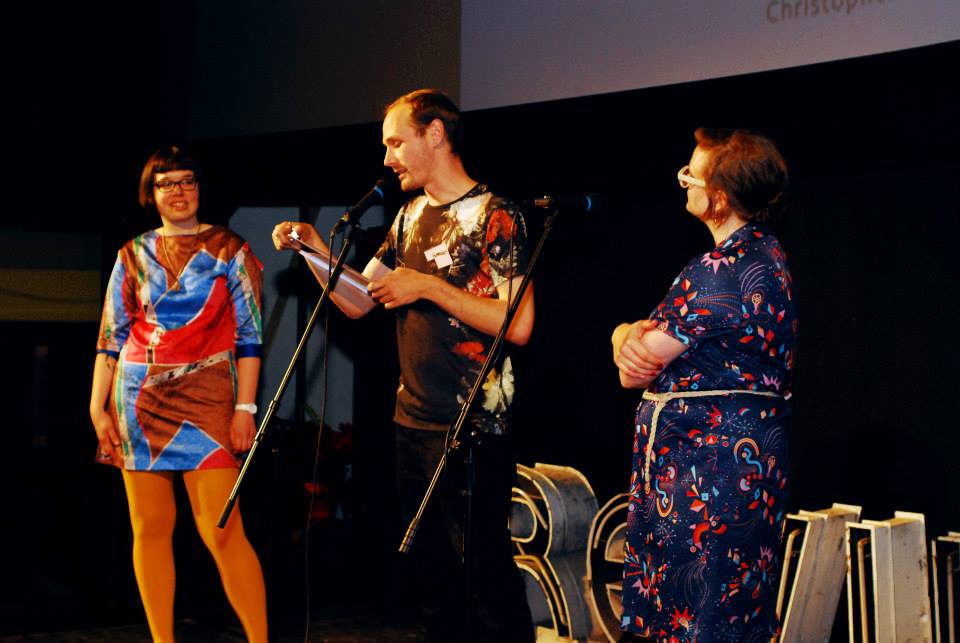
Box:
[780,503,862,642]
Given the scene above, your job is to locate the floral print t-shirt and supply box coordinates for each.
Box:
[374,184,529,435]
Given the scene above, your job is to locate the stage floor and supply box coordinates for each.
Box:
[0,614,428,642]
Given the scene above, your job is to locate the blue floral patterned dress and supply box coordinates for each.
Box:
[621,223,798,642]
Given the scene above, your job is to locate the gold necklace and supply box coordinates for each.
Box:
[159,224,200,291]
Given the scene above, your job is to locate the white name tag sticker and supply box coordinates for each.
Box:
[424,243,453,269]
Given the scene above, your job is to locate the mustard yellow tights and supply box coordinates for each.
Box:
[121,468,268,642]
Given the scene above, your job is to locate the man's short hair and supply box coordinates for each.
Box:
[386,89,463,155]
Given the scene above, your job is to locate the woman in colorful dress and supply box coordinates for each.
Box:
[612,129,797,642]
[89,146,268,642]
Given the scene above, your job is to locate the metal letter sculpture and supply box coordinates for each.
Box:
[511,463,600,641]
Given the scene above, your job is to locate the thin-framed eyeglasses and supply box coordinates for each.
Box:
[677,165,705,189]
[154,177,198,192]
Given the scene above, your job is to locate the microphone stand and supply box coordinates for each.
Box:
[398,201,562,627]
[218,221,361,528]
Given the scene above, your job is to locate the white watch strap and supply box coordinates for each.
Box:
[234,402,258,414]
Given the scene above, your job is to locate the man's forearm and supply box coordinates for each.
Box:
[423,276,534,345]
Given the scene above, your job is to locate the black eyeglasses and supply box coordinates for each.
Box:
[154,178,198,192]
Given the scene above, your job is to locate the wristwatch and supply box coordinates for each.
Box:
[234,402,258,414]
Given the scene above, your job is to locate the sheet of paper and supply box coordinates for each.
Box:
[298,246,388,315]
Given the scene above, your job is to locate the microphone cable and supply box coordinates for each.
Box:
[300,224,337,643]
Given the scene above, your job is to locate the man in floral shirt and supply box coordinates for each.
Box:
[273,89,534,642]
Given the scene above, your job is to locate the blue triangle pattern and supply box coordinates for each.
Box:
[149,420,222,470]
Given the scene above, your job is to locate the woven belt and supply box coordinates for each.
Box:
[639,388,783,494]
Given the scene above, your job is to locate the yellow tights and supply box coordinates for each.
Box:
[121,468,268,642]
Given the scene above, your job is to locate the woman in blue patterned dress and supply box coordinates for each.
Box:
[88,147,268,642]
[612,129,797,642]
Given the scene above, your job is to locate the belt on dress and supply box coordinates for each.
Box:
[142,349,233,388]
[639,388,784,494]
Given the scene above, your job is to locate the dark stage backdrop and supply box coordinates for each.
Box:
[2,37,957,638]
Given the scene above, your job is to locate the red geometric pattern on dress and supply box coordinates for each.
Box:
[124,278,236,363]
[198,447,240,469]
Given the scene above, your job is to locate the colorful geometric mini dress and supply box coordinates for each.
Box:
[621,223,798,642]
[95,226,263,471]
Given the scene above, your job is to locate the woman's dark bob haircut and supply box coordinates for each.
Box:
[138,146,203,208]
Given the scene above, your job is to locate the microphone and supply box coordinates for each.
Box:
[333,178,397,233]
[522,193,600,213]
